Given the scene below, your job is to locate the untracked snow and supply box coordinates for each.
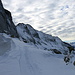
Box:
[0,34,75,75]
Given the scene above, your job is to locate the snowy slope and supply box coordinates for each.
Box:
[0,34,75,75]
[16,23,74,54]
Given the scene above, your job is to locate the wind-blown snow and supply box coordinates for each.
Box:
[0,34,75,75]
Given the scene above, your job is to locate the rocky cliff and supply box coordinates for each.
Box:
[0,0,18,37]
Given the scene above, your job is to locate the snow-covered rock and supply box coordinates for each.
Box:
[16,23,74,54]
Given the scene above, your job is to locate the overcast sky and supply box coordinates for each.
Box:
[2,0,75,42]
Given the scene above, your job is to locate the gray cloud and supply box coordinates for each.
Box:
[2,0,75,41]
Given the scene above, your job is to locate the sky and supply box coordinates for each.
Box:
[2,0,75,42]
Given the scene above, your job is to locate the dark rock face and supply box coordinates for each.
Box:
[50,49,62,54]
[63,42,74,54]
[0,0,18,37]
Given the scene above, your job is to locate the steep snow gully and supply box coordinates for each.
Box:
[0,34,75,75]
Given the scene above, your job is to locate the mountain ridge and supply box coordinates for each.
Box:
[16,23,74,54]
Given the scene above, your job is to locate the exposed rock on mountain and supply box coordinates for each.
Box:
[16,23,74,54]
[63,42,74,53]
[70,42,75,47]
[0,0,18,37]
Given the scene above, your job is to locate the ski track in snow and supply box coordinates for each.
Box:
[0,38,75,75]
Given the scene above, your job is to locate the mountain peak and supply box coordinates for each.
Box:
[16,23,74,54]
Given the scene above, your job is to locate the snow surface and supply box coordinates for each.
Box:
[0,34,75,75]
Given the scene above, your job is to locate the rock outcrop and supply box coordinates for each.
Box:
[0,0,18,37]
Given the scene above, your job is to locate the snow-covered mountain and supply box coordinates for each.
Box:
[16,23,74,54]
[0,0,75,75]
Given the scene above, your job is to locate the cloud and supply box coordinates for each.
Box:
[2,0,75,41]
